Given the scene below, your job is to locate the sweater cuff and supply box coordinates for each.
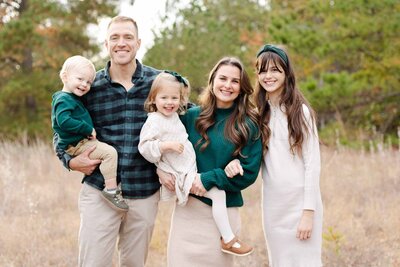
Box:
[303,187,316,210]
[84,125,94,136]
[200,172,216,191]
[63,152,73,170]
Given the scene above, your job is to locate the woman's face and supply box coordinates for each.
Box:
[212,64,241,108]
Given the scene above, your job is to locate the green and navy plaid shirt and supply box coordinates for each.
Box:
[55,60,162,198]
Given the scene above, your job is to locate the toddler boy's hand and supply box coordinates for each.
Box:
[89,128,97,140]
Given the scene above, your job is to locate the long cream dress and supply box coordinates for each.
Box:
[262,104,323,267]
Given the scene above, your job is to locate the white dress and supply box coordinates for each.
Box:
[262,104,323,267]
[138,112,197,205]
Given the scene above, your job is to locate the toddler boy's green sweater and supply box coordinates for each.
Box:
[181,106,262,207]
[51,91,94,150]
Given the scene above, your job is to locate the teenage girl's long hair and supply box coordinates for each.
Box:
[196,57,259,157]
[255,51,316,155]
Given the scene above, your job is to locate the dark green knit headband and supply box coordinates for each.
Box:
[164,70,188,87]
[256,44,288,65]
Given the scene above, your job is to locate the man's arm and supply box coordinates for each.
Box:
[53,132,100,175]
[53,132,72,169]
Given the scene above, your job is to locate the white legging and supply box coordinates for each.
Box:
[204,187,235,243]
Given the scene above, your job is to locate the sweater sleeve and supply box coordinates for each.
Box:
[138,115,162,163]
[54,99,93,136]
[301,105,321,210]
[201,125,262,193]
[53,132,72,170]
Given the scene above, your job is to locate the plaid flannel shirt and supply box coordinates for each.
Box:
[54,60,161,198]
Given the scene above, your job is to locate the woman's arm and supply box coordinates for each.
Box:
[200,130,262,193]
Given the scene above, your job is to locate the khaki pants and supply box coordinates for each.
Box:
[66,139,117,179]
[78,183,159,267]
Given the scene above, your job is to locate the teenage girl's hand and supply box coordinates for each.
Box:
[296,210,314,240]
[69,146,101,175]
[159,141,184,154]
[157,168,176,192]
[190,174,207,196]
[89,129,97,140]
[224,159,244,178]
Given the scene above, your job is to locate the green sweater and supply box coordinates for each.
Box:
[51,91,94,150]
[181,106,262,207]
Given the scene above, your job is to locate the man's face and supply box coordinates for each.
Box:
[105,21,141,66]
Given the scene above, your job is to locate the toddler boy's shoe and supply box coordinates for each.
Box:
[101,190,129,211]
[221,236,253,256]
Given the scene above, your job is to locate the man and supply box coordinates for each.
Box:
[54,16,161,267]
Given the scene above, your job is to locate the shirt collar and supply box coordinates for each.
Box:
[104,59,143,82]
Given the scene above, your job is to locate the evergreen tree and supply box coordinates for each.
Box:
[0,0,117,139]
[268,0,400,138]
[144,0,269,100]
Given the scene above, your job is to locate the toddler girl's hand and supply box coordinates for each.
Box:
[160,141,184,154]
[224,159,243,178]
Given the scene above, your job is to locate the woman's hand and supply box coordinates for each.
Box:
[224,159,243,178]
[296,210,314,240]
[157,168,176,191]
[190,174,207,196]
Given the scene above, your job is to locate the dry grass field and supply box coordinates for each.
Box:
[0,140,399,267]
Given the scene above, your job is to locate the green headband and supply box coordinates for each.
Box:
[164,70,188,87]
[256,44,288,65]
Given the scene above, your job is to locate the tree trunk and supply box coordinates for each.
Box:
[19,0,33,74]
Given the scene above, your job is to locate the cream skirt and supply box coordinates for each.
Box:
[167,196,241,267]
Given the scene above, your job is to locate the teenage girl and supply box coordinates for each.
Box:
[255,44,323,267]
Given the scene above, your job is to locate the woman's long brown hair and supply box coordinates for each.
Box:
[195,57,259,157]
[255,51,316,155]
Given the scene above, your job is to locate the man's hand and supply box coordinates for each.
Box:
[224,159,243,178]
[159,141,184,154]
[190,174,207,196]
[69,146,101,175]
[157,168,176,191]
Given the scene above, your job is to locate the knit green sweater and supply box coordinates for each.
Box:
[181,106,262,207]
[51,91,94,150]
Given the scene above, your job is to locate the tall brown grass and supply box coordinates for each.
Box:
[0,140,399,266]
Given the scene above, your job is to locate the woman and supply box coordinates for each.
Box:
[255,44,323,266]
[160,57,262,266]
